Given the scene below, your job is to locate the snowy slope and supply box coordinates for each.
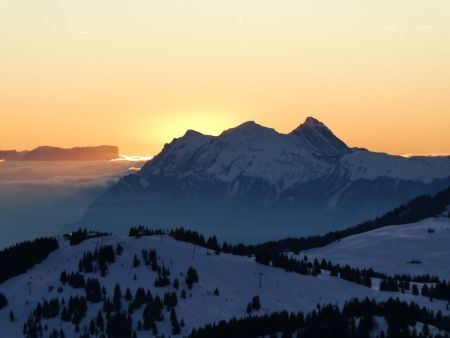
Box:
[1,235,449,337]
[338,150,450,183]
[302,217,450,280]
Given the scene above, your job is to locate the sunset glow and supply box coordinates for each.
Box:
[1,0,449,156]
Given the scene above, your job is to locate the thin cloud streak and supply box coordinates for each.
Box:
[386,25,437,31]
[111,154,153,162]
[402,153,450,158]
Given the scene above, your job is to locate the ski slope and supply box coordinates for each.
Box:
[302,217,450,280]
[0,234,449,337]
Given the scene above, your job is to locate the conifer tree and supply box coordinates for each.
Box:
[113,284,122,311]
[251,296,261,311]
[171,309,181,335]
[96,310,105,332]
[125,288,132,302]
[133,254,140,268]
[246,303,252,314]
[0,293,7,310]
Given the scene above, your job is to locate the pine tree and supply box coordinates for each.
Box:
[246,303,252,314]
[86,278,102,303]
[125,288,132,302]
[113,284,122,311]
[89,319,96,335]
[0,293,7,310]
[186,266,199,289]
[116,244,123,256]
[170,309,181,335]
[133,254,140,268]
[96,311,105,332]
[251,296,261,311]
[61,306,70,322]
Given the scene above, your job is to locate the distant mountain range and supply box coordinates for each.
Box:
[79,117,450,242]
[0,145,119,161]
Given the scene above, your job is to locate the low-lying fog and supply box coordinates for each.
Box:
[0,159,147,249]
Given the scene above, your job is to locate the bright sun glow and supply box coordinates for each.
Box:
[152,108,243,143]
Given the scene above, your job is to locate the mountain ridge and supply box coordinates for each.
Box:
[79,117,450,242]
[0,145,119,161]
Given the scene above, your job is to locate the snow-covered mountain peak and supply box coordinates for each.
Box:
[220,120,278,138]
[225,120,261,130]
[139,118,343,189]
[290,116,350,157]
[183,129,207,137]
[300,116,328,129]
[140,129,213,176]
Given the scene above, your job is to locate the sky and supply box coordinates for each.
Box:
[1,0,449,156]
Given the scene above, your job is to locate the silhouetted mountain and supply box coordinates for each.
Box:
[0,146,119,161]
[79,117,450,242]
[0,150,26,161]
[291,117,351,157]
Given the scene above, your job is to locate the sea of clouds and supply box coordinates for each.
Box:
[0,159,147,249]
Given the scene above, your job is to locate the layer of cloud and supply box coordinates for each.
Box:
[0,160,148,249]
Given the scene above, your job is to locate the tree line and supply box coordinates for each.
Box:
[189,297,450,338]
[0,237,58,284]
[134,227,450,302]
[257,186,450,254]
[68,229,110,246]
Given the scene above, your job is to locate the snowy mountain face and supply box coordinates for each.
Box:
[79,117,450,242]
[141,117,350,189]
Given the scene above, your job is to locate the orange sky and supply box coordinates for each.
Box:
[1,0,449,156]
